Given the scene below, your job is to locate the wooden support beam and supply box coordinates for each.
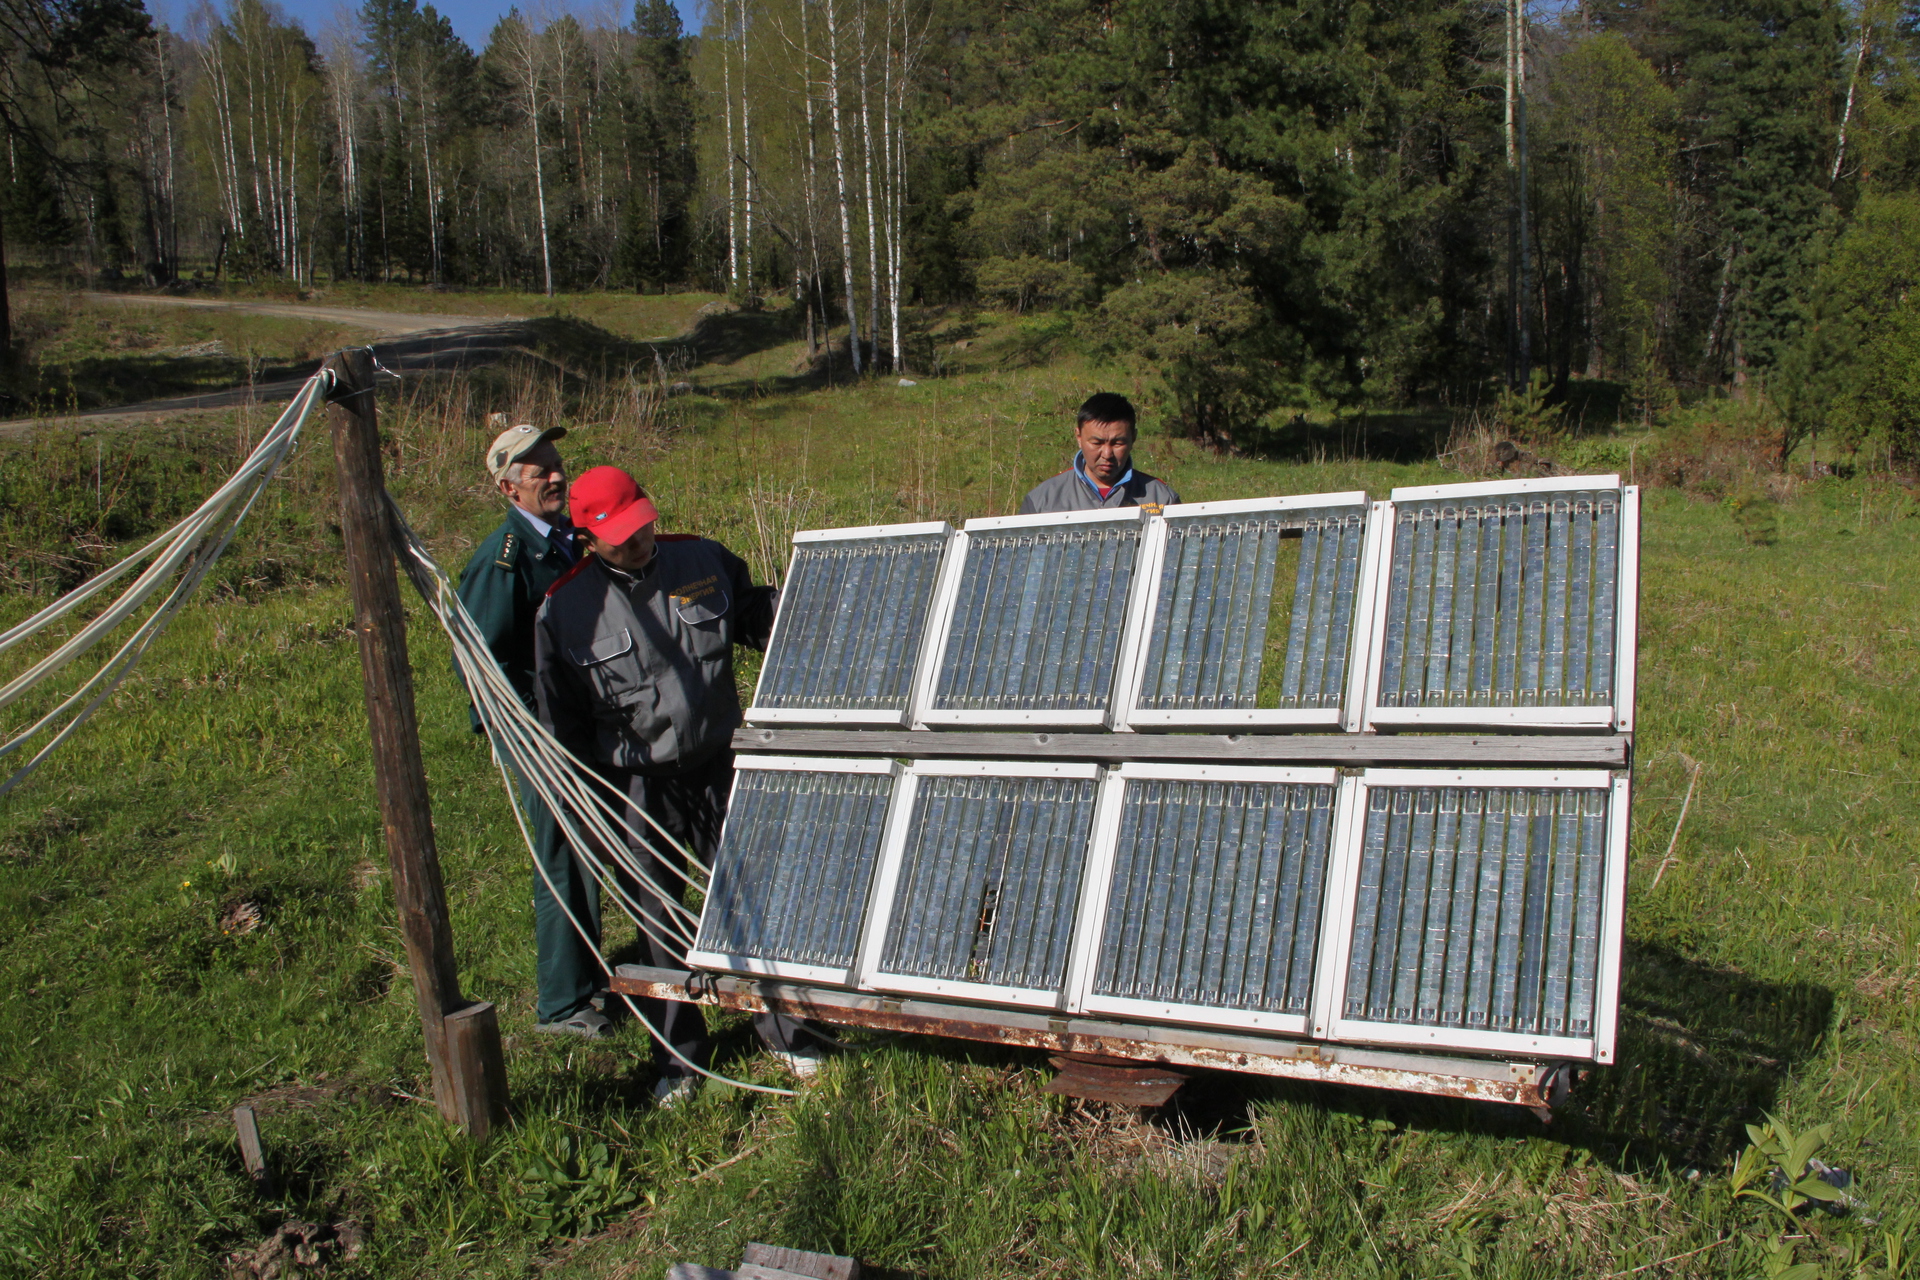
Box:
[733,728,1630,768]
[325,348,507,1133]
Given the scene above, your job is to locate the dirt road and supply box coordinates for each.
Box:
[2,294,543,433]
[79,291,517,335]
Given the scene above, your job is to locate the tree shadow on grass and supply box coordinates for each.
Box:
[1137,940,1833,1175]
[1241,408,1454,465]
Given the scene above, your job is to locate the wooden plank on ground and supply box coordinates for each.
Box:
[742,1242,860,1280]
[664,1266,737,1280]
[233,1105,274,1195]
[733,728,1629,767]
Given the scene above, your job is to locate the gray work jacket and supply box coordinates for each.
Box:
[533,536,777,776]
[1017,453,1180,515]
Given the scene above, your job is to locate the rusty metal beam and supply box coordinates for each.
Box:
[612,965,1563,1111]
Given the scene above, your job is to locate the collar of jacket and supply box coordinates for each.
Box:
[593,551,658,594]
[507,505,573,559]
[1073,450,1134,500]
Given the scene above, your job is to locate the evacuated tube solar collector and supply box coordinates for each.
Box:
[1115,494,1381,732]
[914,508,1148,728]
[747,522,954,727]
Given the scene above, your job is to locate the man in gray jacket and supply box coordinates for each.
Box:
[534,465,821,1103]
[1017,392,1180,515]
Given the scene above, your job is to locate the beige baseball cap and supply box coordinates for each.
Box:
[486,423,568,481]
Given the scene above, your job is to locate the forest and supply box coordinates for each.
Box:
[7,0,1920,461]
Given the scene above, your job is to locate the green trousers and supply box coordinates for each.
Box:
[527,783,603,1025]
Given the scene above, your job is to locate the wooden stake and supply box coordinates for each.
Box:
[323,348,507,1133]
[445,1001,510,1139]
[233,1105,275,1195]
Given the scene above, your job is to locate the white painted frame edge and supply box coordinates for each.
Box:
[743,705,913,727]
[1388,474,1622,502]
[1157,491,1370,520]
[1309,774,1368,1038]
[792,520,954,543]
[907,528,974,728]
[1078,993,1312,1036]
[730,754,899,775]
[682,952,853,986]
[964,506,1148,532]
[1593,773,1632,1064]
[1614,486,1641,733]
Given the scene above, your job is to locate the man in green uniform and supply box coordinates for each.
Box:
[456,423,610,1038]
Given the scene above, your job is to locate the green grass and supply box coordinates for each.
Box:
[2,301,1918,1278]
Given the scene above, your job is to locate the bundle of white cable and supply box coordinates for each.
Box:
[0,373,333,797]
[387,502,796,1098]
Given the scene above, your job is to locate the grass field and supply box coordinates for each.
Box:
[1,302,1917,1279]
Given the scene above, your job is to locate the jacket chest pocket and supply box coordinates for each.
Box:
[673,588,731,658]
[567,628,648,701]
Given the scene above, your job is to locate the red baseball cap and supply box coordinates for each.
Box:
[570,466,659,546]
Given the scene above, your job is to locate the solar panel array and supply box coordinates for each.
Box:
[702,477,1636,1066]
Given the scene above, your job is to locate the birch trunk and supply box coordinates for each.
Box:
[722,4,739,291]
[740,0,754,298]
[800,0,825,358]
[824,0,861,373]
[856,2,881,367]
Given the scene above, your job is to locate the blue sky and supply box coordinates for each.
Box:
[151,0,704,52]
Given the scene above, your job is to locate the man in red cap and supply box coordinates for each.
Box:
[533,466,824,1104]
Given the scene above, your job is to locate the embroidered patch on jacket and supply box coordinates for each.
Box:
[1138,502,1164,516]
[670,574,720,607]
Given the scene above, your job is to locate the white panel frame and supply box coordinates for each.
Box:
[1614,487,1641,734]
[747,522,956,728]
[856,759,1106,1008]
[686,755,903,985]
[1361,477,1636,732]
[911,507,1150,729]
[1114,493,1372,732]
[1067,763,1342,1034]
[1318,767,1627,1062]
[1387,474,1622,502]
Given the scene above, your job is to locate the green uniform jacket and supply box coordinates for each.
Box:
[456,507,576,725]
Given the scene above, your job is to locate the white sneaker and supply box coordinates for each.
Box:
[774,1048,829,1079]
[653,1075,700,1109]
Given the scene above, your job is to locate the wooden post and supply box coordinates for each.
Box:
[445,1002,511,1139]
[323,348,508,1133]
